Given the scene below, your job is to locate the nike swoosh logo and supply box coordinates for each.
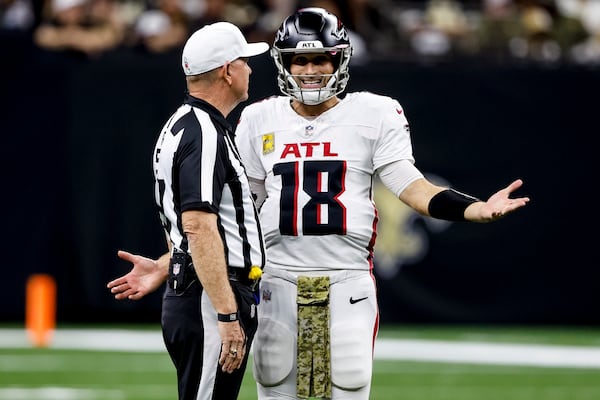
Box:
[349,296,368,304]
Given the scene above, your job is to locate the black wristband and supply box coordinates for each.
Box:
[428,189,480,221]
[217,312,239,322]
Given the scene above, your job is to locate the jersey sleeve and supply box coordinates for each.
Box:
[372,96,416,171]
[235,103,267,180]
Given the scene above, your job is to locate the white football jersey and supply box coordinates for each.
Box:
[235,91,417,272]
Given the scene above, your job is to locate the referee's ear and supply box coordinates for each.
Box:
[223,62,233,85]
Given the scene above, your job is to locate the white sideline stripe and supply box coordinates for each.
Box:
[2,329,600,369]
[0,329,166,352]
[375,339,600,369]
[0,388,124,400]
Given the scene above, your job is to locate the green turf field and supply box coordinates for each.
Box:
[1,325,599,400]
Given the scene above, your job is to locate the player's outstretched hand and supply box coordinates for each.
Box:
[107,250,166,300]
[466,179,530,222]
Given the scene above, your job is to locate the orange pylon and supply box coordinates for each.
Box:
[25,274,56,347]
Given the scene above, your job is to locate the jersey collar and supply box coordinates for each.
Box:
[183,93,234,133]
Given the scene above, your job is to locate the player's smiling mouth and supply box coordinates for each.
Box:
[299,76,325,88]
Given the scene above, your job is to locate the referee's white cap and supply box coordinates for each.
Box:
[182,22,269,76]
[52,0,87,13]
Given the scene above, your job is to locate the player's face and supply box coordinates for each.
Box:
[289,53,335,89]
[229,57,251,102]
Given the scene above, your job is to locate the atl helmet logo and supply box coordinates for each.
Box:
[297,40,323,49]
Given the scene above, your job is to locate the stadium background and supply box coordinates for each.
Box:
[1,39,598,327]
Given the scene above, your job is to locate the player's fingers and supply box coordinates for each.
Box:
[508,198,529,211]
[505,179,523,193]
[495,197,529,219]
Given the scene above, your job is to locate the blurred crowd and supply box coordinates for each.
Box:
[2,0,600,66]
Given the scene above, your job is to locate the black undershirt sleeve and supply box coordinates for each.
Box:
[428,189,480,221]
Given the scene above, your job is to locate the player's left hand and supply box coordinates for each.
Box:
[466,179,530,222]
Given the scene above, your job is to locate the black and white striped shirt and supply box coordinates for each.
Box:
[153,94,265,270]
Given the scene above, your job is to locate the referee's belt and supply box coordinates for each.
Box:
[184,264,251,286]
[181,263,253,286]
[228,268,251,285]
[169,250,254,291]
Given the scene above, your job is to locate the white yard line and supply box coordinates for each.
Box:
[0,388,125,400]
[2,329,600,369]
[0,329,166,352]
[374,339,600,369]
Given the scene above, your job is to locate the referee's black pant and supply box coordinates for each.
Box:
[161,279,258,400]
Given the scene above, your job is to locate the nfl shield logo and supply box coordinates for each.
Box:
[262,289,272,302]
[173,263,181,275]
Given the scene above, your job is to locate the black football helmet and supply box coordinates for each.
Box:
[272,7,353,105]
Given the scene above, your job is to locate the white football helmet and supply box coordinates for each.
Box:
[271,7,353,105]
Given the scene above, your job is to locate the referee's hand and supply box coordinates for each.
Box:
[218,321,247,373]
[107,250,167,300]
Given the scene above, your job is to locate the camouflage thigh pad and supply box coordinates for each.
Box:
[297,276,331,399]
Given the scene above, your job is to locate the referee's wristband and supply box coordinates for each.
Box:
[217,312,240,322]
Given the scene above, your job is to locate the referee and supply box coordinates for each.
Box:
[152,22,267,399]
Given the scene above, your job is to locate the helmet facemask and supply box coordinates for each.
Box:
[272,46,352,105]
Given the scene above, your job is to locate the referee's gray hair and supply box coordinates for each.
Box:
[186,68,221,84]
